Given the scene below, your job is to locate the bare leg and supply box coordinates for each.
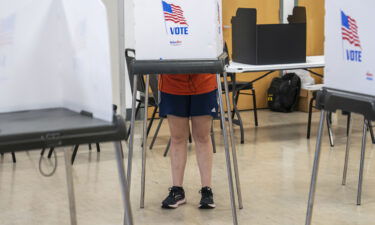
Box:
[191,115,213,187]
[167,115,190,187]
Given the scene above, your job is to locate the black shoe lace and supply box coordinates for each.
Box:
[200,187,213,198]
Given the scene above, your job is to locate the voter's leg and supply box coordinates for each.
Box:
[161,115,189,209]
[192,115,215,209]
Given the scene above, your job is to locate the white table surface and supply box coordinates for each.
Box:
[226,56,325,73]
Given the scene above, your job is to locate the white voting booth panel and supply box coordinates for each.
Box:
[134,0,223,60]
[324,0,375,97]
[0,0,113,122]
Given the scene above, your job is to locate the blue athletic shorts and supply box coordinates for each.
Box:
[159,90,218,118]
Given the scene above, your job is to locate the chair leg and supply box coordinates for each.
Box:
[251,88,259,127]
[89,144,92,150]
[41,148,46,156]
[211,121,216,154]
[369,121,375,144]
[11,152,16,163]
[231,89,245,144]
[163,139,171,157]
[231,90,240,120]
[47,147,55,159]
[96,143,100,152]
[71,145,80,165]
[327,113,335,147]
[146,106,158,137]
[307,97,315,139]
[149,118,164,150]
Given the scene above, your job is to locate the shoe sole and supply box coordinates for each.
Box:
[199,203,216,209]
[161,198,186,209]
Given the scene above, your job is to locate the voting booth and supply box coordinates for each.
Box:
[134,0,223,60]
[0,0,113,122]
[128,1,242,225]
[305,1,375,225]
[0,1,132,224]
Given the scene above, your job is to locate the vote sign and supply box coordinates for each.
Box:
[134,0,223,60]
[324,0,375,96]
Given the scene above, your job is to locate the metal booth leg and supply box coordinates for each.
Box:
[140,75,150,208]
[64,147,78,225]
[223,72,243,209]
[305,110,327,225]
[216,74,238,225]
[357,119,369,205]
[342,113,352,185]
[114,142,134,225]
[127,74,139,190]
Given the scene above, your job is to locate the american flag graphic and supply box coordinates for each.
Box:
[162,1,188,26]
[0,15,16,47]
[341,11,361,48]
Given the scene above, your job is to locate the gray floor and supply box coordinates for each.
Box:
[1,110,375,225]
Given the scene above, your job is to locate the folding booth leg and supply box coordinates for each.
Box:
[149,118,164,150]
[342,113,352,185]
[64,147,78,225]
[127,74,139,190]
[114,142,134,225]
[223,72,243,209]
[140,75,150,208]
[305,110,327,225]
[357,119,369,205]
[216,74,238,225]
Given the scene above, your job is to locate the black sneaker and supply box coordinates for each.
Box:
[161,186,186,209]
[199,187,216,209]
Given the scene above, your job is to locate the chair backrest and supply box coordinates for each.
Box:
[149,74,159,105]
[125,49,160,106]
